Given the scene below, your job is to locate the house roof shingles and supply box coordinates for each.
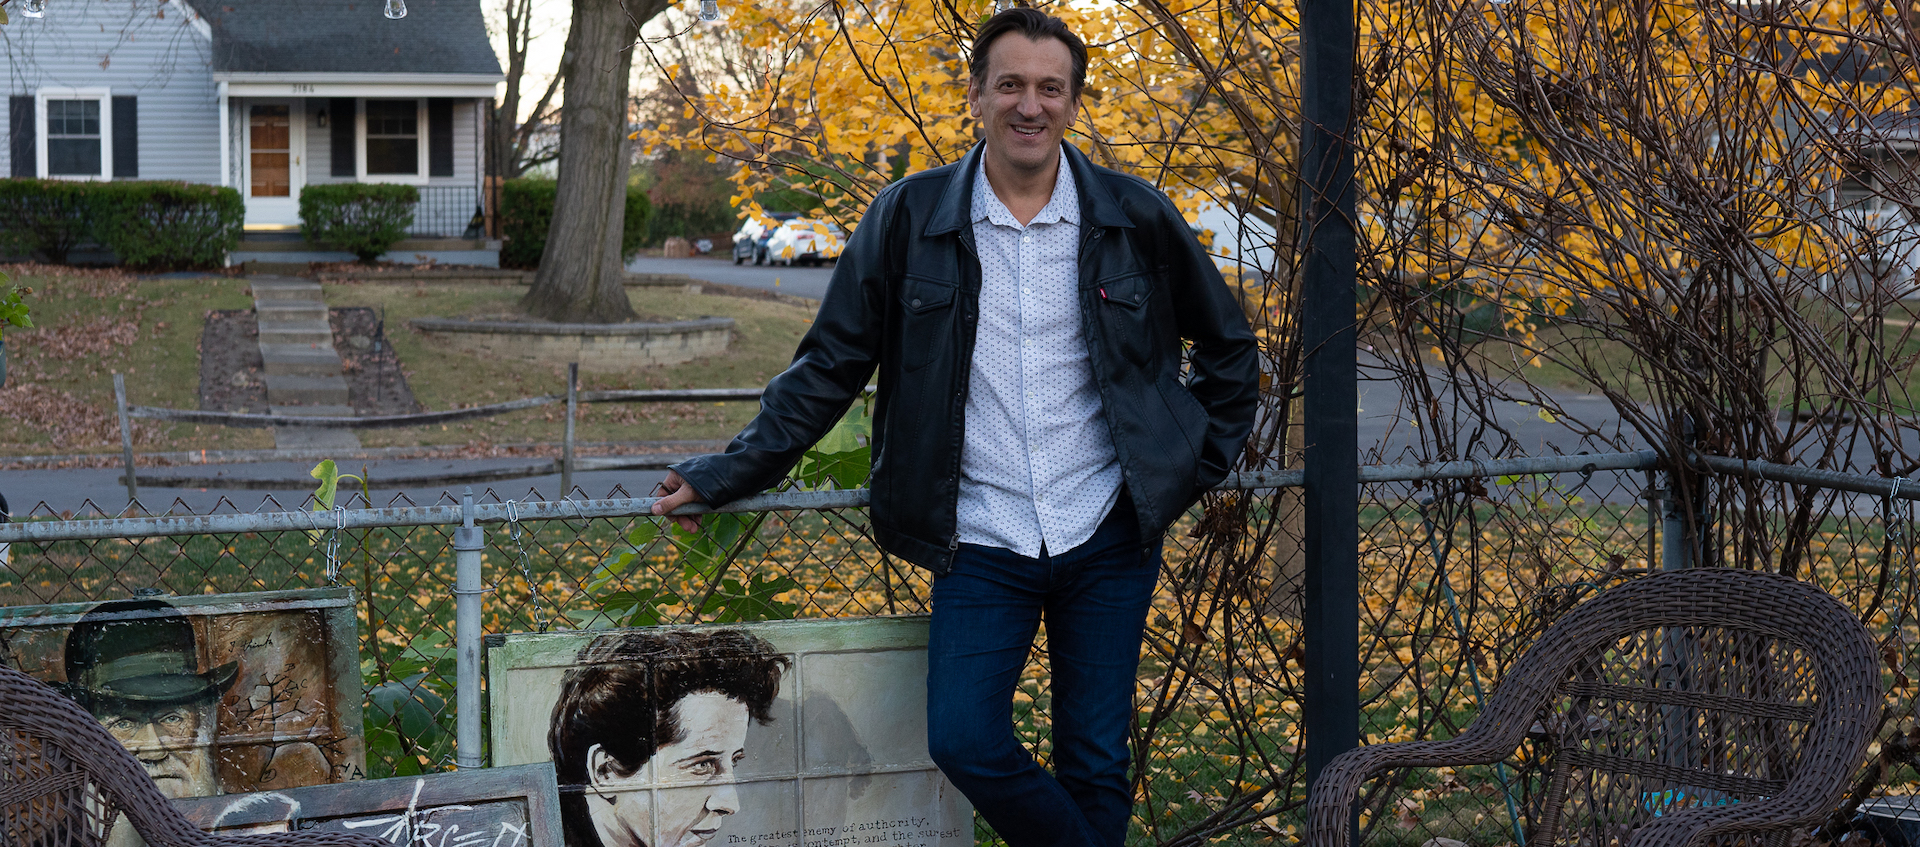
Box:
[185,0,502,76]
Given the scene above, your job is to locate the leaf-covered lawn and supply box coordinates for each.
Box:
[0,266,820,457]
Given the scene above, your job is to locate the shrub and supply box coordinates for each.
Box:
[644,199,734,248]
[498,179,555,269]
[499,179,650,269]
[0,179,96,264]
[299,183,420,263]
[91,182,243,270]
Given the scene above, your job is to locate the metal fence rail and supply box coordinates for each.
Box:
[0,452,1664,543]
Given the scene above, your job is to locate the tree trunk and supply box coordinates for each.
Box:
[521,0,663,323]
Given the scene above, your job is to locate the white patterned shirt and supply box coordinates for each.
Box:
[956,151,1123,557]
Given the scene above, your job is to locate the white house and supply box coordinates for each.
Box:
[2,0,504,265]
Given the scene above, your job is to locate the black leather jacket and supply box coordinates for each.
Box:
[673,142,1260,574]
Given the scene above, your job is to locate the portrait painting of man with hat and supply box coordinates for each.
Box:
[57,597,239,801]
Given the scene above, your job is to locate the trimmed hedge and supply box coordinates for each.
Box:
[0,179,99,264]
[0,179,242,269]
[499,178,650,269]
[92,182,244,271]
[299,183,420,263]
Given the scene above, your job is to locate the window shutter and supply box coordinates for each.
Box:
[330,97,355,177]
[8,96,33,178]
[428,98,453,177]
[112,96,137,178]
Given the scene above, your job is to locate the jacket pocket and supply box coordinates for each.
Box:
[900,275,957,372]
[1098,272,1154,367]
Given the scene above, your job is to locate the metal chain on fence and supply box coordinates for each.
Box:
[325,505,345,586]
[503,500,551,633]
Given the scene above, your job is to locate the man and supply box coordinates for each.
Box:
[548,628,789,847]
[652,8,1259,846]
[59,597,237,801]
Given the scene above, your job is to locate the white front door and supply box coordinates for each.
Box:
[243,100,305,228]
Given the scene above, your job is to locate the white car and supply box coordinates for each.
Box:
[764,219,845,267]
[731,212,794,265]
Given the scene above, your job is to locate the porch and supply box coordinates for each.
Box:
[222,89,500,266]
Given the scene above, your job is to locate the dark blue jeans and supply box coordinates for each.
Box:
[926,500,1161,847]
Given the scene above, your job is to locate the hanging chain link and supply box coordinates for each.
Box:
[504,500,551,632]
[1890,477,1914,610]
[324,505,345,586]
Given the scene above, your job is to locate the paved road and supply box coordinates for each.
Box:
[627,255,836,301]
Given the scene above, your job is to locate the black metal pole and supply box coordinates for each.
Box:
[1299,0,1360,795]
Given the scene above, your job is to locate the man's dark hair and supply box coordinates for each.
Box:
[549,628,788,847]
[969,7,1088,98]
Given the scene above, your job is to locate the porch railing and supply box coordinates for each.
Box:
[409,185,482,239]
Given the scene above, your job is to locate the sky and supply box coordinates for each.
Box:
[486,0,722,123]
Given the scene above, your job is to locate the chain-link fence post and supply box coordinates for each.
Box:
[1660,414,1709,570]
[453,486,487,769]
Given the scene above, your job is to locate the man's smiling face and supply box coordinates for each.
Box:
[968,33,1080,181]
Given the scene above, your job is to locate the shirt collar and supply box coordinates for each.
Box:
[970,149,1080,228]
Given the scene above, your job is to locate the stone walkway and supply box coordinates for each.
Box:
[250,277,360,451]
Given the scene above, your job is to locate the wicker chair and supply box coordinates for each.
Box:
[1307,568,1884,847]
[0,663,386,847]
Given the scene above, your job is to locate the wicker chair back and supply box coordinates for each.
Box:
[0,663,385,847]
[1307,568,1883,847]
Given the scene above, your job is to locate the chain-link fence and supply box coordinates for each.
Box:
[2,450,1916,846]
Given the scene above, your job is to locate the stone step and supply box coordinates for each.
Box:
[250,278,325,300]
[249,273,361,452]
[260,344,344,377]
[258,325,333,346]
[264,374,349,406]
[257,301,328,322]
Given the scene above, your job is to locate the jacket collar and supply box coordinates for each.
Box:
[925,141,1135,237]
